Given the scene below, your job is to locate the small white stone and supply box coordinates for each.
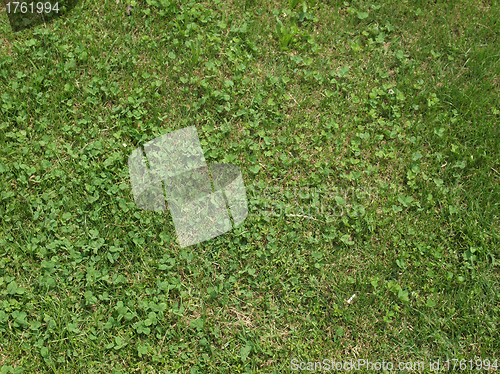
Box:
[347,294,356,304]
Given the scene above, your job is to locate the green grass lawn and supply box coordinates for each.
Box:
[0,0,499,372]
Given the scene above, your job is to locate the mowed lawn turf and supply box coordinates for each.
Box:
[0,0,499,372]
